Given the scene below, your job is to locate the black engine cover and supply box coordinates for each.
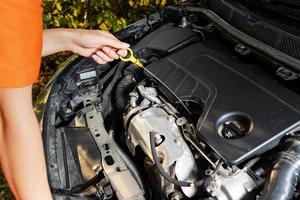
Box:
[146,41,300,165]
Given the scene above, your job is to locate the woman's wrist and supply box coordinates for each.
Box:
[57,28,76,52]
[60,29,93,55]
[42,28,76,56]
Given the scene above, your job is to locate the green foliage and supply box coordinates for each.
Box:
[34,0,177,100]
[0,169,14,200]
[42,0,175,31]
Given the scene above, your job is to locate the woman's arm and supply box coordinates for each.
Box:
[0,86,52,200]
[0,1,52,199]
[42,29,129,64]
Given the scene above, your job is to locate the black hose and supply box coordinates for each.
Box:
[149,131,203,188]
[261,136,300,200]
[101,62,128,118]
[115,73,136,111]
[52,170,103,197]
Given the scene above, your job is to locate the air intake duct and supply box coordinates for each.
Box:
[261,135,300,200]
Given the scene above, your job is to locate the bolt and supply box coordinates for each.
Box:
[129,92,139,100]
[176,117,187,126]
[129,92,139,107]
[205,169,214,176]
[206,187,212,193]
[154,133,163,145]
[93,165,102,172]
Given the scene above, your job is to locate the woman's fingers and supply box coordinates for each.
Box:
[72,29,130,64]
[102,46,119,59]
[117,49,128,57]
[99,33,129,57]
[102,37,130,50]
[92,54,106,64]
[96,51,114,62]
[92,47,126,64]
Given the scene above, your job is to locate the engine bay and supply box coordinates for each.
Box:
[146,40,300,165]
[39,3,300,200]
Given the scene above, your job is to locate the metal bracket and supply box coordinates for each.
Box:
[82,96,145,200]
[276,67,299,81]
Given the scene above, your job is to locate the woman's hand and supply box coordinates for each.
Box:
[69,29,129,64]
[42,28,129,64]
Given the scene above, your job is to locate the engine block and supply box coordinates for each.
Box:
[124,86,198,198]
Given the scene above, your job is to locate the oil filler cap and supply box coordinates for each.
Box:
[216,112,253,139]
[222,122,246,139]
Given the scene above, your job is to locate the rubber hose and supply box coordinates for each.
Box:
[115,73,136,111]
[102,62,127,119]
[52,171,102,197]
[149,131,203,187]
[261,136,300,200]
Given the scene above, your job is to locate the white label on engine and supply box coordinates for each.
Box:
[80,71,96,80]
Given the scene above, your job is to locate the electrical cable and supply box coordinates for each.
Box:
[52,171,103,196]
[149,131,203,188]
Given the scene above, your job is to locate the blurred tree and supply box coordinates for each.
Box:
[42,0,174,31]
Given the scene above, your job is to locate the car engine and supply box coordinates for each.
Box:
[38,1,300,200]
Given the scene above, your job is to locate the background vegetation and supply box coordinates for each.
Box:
[0,0,175,199]
[33,0,176,99]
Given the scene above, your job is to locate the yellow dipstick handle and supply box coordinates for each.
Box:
[119,48,144,68]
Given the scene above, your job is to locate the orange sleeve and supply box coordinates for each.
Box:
[0,0,43,88]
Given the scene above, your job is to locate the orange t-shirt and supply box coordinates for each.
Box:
[0,0,42,88]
